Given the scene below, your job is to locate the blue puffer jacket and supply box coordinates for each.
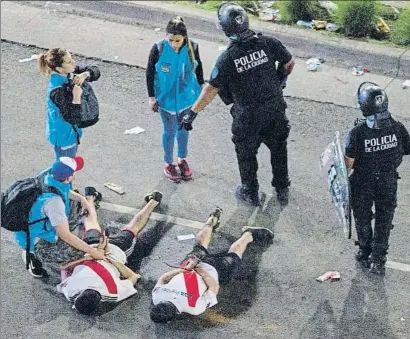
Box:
[154,40,201,114]
[47,72,83,147]
[15,173,71,252]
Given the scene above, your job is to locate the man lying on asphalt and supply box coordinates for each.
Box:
[57,189,163,315]
[150,207,274,322]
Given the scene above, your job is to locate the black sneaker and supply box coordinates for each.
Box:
[242,226,274,243]
[144,191,163,204]
[355,249,371,268]
[85,187,103,209]
[209,207,223,231]
[235,185,260,206]
[369,262,386,275]
[21,251,48,278]
[276,187,289,205]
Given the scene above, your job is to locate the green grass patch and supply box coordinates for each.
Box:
[391,6,410,46]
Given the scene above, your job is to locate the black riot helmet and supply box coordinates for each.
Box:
[357,82,389,117]
[217,2,249,37]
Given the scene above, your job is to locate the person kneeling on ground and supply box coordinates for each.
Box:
[15,157,106,278]
[150,208,273,323]
[57,190,163,315]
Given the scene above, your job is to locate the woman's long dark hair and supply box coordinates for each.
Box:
[166,16,195,68]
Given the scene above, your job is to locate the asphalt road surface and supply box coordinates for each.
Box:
[1,40,410,339]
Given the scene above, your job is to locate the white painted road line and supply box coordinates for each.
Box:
[385,260,410,273]
[100,201,410,274]
[99,201,205,230]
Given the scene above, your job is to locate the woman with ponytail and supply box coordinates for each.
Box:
[38,48,100,159]
[146,17,204,182]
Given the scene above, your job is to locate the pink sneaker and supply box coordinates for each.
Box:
[178,159,193,180]
[164,164,181,183]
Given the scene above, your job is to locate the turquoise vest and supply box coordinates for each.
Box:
[46,72,83,147]
[14,173,71,252]
[154,40,201,114]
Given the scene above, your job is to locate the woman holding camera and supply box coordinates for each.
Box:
[146,17,204,182]
[38,48,100,160]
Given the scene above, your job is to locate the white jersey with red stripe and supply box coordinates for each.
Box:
[152,263,219,315]
[57,244,137,303]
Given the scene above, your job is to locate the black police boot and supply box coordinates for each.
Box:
[369,254,387,275]
[235,184,260,206]
[355,248,371,268]
[276,187,289,205]
[369,262,386,275]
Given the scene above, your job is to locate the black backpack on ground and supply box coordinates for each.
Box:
[1,175,64,269]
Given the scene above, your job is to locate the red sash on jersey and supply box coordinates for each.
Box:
[183,271,200,307]
[83,261,118,294]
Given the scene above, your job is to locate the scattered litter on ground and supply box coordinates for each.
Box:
[218,46,227,51]
[312,20,327,30]
[377,17,390,33]
[306,58,325,71]
[18,54,38,63]
[296,20,313,29]
[124,126,145,135]
[402,80,410,89]
[316,271,341,282]
[352,66,370,76]
[154,28,161,32]
[401,317,406,322]
[326,23,339,32]
[177,234,195,241]
[114,55,119,59]
[104,183,125,195]
[259,9,280,21]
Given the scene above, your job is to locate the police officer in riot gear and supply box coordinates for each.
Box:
[345,82,410,275]
[181,2,295,206]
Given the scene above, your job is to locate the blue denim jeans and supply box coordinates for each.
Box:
[54,143,78,160]
[159,109,189,164]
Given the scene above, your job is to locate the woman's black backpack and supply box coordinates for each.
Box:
[62,77,99,128]
[51,76,99,129]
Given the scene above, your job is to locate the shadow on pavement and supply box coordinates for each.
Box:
[337,269,396,339]
[298,269,396,339]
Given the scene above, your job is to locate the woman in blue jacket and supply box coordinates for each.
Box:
[38,48,100,160]
[146,17,204,182]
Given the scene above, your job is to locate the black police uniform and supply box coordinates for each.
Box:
[209,32,292,194]
[345,117,410,265]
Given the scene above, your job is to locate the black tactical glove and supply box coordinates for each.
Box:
[180,110,198,131]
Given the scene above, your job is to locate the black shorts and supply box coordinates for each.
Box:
[83,229,135,253]
[185,245,242,285]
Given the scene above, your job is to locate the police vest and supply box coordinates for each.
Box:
[352,119,404,173]
[225,35,286,109]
